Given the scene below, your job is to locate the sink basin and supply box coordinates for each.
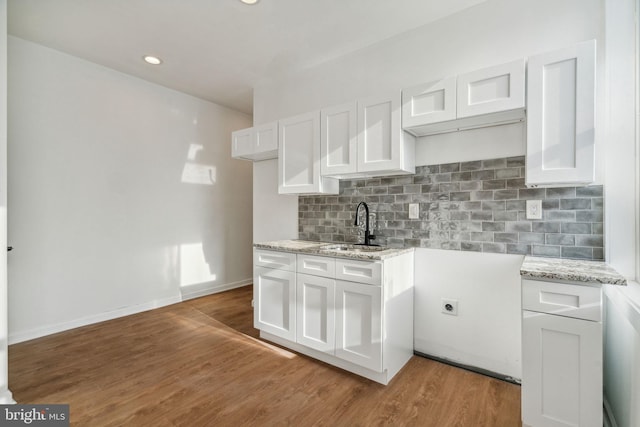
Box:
[320,244,386,252]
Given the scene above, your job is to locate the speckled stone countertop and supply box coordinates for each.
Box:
[520,256,627,285]
[254,240,414,261]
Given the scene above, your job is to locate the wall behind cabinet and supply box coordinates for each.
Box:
[8,37,253,343]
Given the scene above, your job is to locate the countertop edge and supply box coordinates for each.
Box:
[253,241,414,261]
[520,256,628,286]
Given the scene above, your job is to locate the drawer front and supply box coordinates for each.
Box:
[254,249,296,271]
[297,255,335,278]
[335,259,382,286]
[522,279,602,322]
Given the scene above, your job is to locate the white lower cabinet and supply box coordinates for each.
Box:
[335,280,382,372]
[253,248,413,385]
[296,273,335,353]
[521,279,603,427]
[254,266,296,341]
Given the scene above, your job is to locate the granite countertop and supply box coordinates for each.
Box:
[254,240,414,261]
[520,256,627,286]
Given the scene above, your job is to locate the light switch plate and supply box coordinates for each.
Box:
[526,200,543,220]
[409,203,419,219]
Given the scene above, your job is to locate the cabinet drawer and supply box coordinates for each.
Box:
[297,255,335,278]
[335,259,382,286]
[254,249,296,271]
[522,279,602,322]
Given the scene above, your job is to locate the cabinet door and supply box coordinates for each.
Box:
[231,127,253,159]
[278,111,320,193]
[522,310,602,427]
[335,280,382,372]
[526,40,596,186]
[357,93,403,173]
[254,266,296,341]
[321,102,357,176]
[402,77,456,127]
[252,121,278,160]
[296,273,335,353]
[457,59,525,118]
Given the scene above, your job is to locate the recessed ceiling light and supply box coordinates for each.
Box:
[240,0,259,4]
[143,55,162,65]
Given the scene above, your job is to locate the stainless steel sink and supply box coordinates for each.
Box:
[320,244,386,252]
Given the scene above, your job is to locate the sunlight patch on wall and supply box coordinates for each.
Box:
[180,242,217,287]
[182,143,216,185]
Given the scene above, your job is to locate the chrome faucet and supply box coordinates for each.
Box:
[354,201,376,246]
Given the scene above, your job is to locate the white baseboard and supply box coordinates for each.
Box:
[0,389,15,404]
[180,278,252,301]
[8,278,252,345]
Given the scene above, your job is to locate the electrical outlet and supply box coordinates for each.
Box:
[441,298,458,316]
[526,200,543,220]
[409,203,419,219]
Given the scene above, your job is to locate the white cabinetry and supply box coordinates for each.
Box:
[278,111,339,194]
[526,40,596,187]
[357,93,415,175]
[320,102,358,176]
[231,121,278,161]
[253,247,414,385]
[335,279,382,372]
[296,273,335,353]
[521,278,602,427]
[403,59,525,136]
[401,77,457,128]
[320,94,415,178]
[253,250,296,341]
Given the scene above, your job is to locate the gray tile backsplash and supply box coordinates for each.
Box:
[298,156,605,260]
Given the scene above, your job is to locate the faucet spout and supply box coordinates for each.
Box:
[354,202,375,246]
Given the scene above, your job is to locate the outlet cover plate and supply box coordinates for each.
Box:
[526,200,543,220]
[441,298,458,316]
[409,203,419,219]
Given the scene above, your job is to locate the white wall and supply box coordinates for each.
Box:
[252,159,297,243]
[604,285,640,427]
[415,249,523,378]
[0,0,14,404]
[602,0,640,425]
[252,0,604,378]
[7,37,253,343]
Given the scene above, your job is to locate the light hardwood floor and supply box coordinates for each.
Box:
[9,285,521,426]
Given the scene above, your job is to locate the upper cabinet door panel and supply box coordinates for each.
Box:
[253,121,278,158]
[402,77,456,127]
[357,93,402,173]
[526,40,596,186]
[457,59,525,118]
[231,127,253,158]
[278,111,321,194]
[321,102,357,176]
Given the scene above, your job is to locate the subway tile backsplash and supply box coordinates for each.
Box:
[298,156,605,260]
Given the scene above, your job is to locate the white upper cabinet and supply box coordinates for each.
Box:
[402,77,456,127]
[457,59,525,118]
[320,102,358,176]
[231,121,278,161]
[357,93,415,175]
[278,111,339,194]
[526,40,596,187]
[320,94,415,178]
[402,59,526,136]
[231,127,253,159]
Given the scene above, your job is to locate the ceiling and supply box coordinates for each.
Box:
[8,0,486,114]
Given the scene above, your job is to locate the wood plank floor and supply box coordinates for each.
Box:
[9,285,521,426]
